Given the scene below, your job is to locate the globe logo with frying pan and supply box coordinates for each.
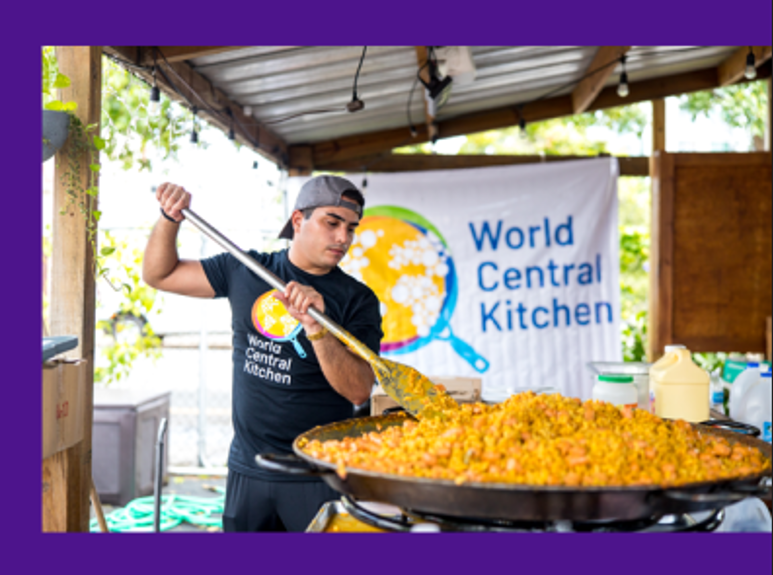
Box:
[341,206,489,373]
[251,289,307,358]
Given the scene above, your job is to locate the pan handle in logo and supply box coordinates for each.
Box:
[436,326,490,373]
[289,334,307,358]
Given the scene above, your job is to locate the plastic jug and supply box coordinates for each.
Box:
[650,347,709,422]
[648,345,685,412]
[729,362,762,420]
[735,371,772,442]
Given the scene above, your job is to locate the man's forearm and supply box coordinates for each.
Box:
[311,335,374,405]
[142,217,182,288]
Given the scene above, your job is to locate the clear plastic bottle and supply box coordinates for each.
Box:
[709,369,725,414]
[735,371,772,442]
[729,362,761,420]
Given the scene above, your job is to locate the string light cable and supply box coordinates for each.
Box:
[148,48,161,114]
[406,59,431,137]
[347,46,367,112]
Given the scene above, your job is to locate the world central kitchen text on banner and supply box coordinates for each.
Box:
[288,158,621,399]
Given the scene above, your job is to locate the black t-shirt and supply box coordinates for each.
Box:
[201,248,383,480]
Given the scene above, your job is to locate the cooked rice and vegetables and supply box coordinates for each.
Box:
[300,391,770,487]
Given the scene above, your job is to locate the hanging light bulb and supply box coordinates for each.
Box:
[745,49,757,80]
[617,71,629,98]
[617,55,629,98]
[226,107,236,140]
[149,86,160,114]
[190,106,199,144]
[361,177,368,190]
[148,67,161,115]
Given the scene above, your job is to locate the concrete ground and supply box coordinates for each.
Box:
[91,473,227,533]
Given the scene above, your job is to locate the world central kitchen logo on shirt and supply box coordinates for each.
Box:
[243,290,303,384]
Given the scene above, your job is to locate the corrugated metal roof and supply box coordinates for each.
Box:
[189,46,738,145]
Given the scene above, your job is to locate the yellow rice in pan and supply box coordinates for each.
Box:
[300,391,771,487]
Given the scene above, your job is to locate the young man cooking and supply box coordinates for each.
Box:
[142,175,383,532]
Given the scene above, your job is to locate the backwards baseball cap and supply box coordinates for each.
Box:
[278,175,365,240]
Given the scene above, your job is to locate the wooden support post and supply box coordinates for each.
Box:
[652,98,666,153]
[45,46,102,532]
[765,78,773,152]
[648,151,675,362]
[647,98,667,360]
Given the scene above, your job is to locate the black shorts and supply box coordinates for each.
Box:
[222,470,339,532]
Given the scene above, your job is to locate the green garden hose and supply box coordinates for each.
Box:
[89,487,225,532]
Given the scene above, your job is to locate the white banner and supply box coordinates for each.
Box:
[289,158,621,399]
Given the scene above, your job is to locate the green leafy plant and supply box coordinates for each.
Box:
[43,47,75,112]
[44,48,108,281]
[94,231,162,384]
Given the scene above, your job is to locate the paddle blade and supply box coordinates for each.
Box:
[372,358,459,418]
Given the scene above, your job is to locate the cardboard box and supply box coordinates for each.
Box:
[42,359,87,460]
[371,375,482,415]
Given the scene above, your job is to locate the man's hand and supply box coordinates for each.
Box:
[273,281,326,336]
[156,182,191,223]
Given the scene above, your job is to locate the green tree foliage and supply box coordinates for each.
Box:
[678,81,768,149]
[101,56,203,171]
[94,232,163,384]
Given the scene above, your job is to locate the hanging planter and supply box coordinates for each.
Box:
[43,109,71,163]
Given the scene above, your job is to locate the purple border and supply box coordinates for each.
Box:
[8,2,772,573]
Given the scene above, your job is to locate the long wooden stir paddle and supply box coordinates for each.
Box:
[181,208,458,418]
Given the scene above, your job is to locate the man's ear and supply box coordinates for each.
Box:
[291,210,305,237]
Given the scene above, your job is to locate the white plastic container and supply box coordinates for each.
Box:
[735,371,772,442]
[586,362,651,412]
[729,362,761,420]
[649,347,709,422]
[649,345,686,412]
[592,375,638,408]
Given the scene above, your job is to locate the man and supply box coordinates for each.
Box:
[142,175,383,532]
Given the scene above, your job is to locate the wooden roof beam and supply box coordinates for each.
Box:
[572,46,631,114]
[139,47,242,66]
[103,46,289,167]
[717,46,772,86]
[318,153,650,177]
[303,62,771,169]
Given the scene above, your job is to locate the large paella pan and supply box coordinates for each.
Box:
[257,408,771,522]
